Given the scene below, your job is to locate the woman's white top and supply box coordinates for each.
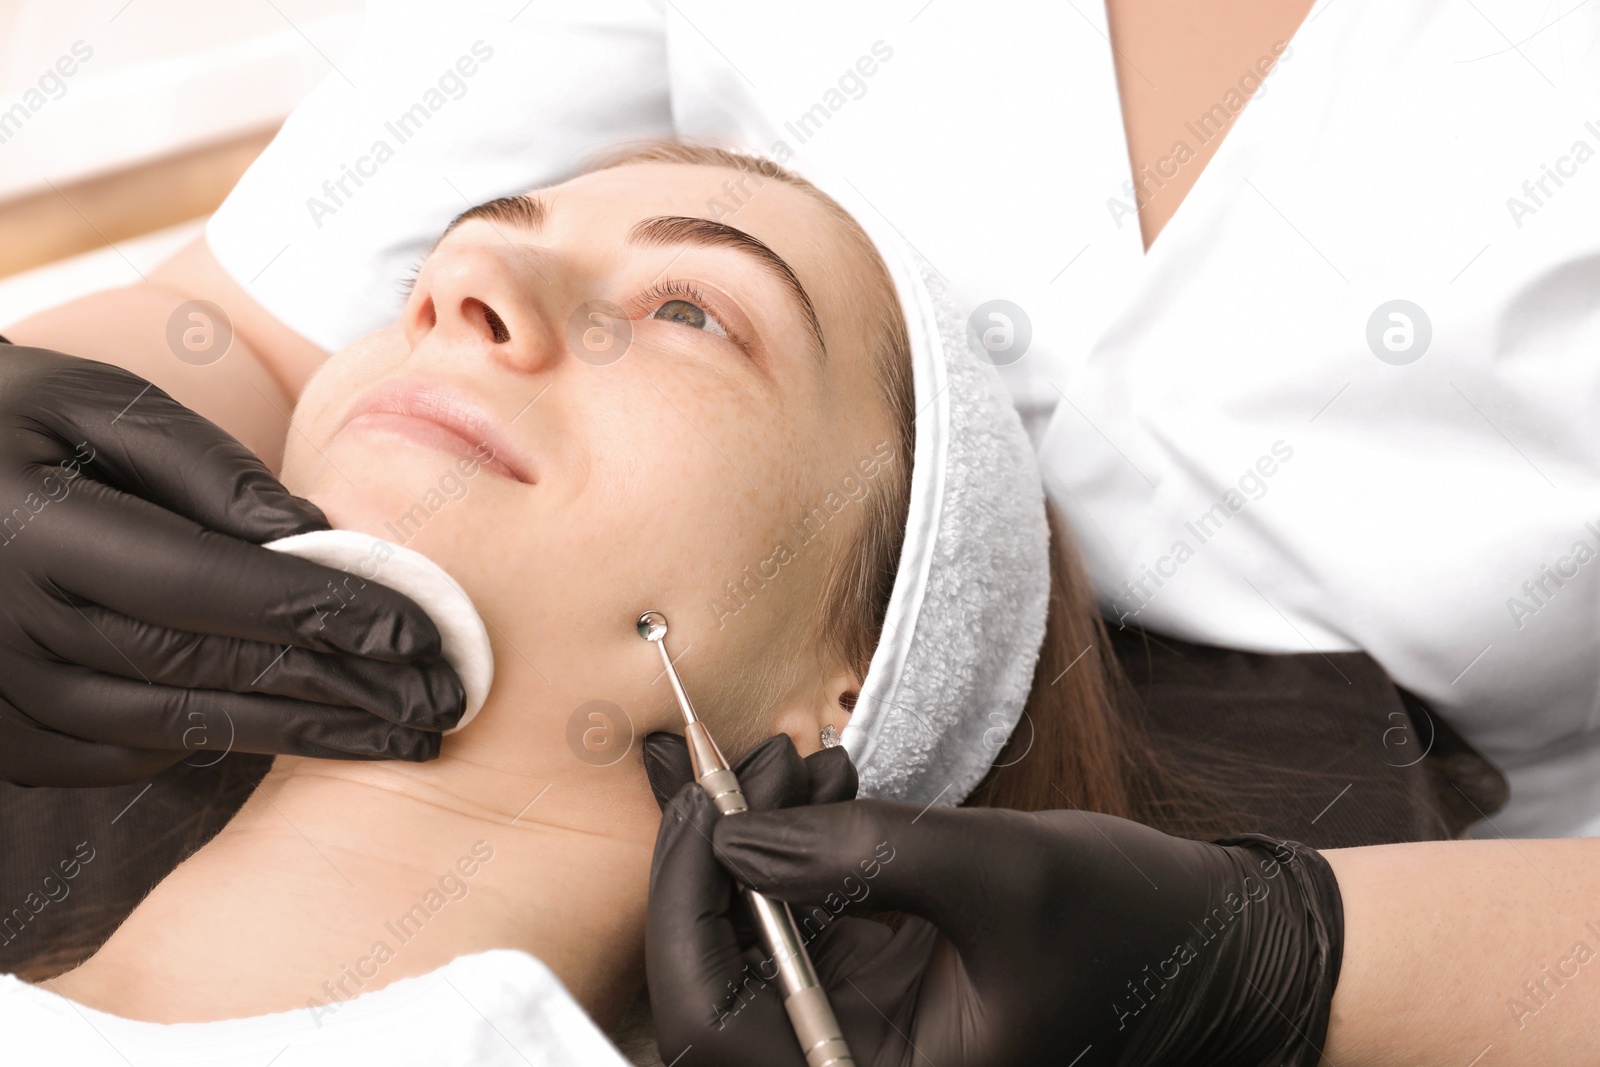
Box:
[0,950,628,1066]
[207,0,1600,837]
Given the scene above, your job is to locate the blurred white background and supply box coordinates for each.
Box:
[0,0,362,320]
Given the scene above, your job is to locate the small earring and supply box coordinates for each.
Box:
[819,724,841,748]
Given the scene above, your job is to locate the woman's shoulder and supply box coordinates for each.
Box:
[1,950,630,1066]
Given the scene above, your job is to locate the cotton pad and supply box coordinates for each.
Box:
[264,530,494,733]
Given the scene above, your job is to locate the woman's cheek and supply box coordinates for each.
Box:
[281,335,403,486]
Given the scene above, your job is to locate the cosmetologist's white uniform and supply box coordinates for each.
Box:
[209,0,1600,838]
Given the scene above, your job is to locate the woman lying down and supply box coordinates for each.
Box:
[0,144,1240,1063]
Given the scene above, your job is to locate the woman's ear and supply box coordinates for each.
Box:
[767,665,861,756]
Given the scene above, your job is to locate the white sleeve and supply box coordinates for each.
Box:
[206,0,672,353]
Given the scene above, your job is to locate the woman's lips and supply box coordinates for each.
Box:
[339,381,536,483]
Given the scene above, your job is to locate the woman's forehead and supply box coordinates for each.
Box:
[550,160,818,223]
[536,164,859,286]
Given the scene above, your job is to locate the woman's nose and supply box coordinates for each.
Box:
[401,245,558,372]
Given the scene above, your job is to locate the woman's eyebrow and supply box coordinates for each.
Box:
[627,215,826,361]
[441,194,550,242]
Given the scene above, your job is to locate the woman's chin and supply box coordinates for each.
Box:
[287,437,492,545]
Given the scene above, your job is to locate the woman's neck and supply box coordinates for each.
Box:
[46,720,664,1029]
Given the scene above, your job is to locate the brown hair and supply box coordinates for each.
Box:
[965,509,1195,832]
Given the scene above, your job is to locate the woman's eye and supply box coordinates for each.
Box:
[652,298,729,340]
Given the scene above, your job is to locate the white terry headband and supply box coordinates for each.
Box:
[809,171,1052,808]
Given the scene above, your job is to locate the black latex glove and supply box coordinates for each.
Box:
[643,732,863,1054]
[645,733,1343,1067]
[0,346,466,786]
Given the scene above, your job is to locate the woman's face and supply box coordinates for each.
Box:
[281,161,899,762]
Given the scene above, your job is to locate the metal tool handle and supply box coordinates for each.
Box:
[684,723,857,1067]
[745,891,856,1067]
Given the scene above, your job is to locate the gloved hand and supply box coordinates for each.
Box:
[645,733,1343,1067]
[0,345,465,786]
[643,732,860,1054]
